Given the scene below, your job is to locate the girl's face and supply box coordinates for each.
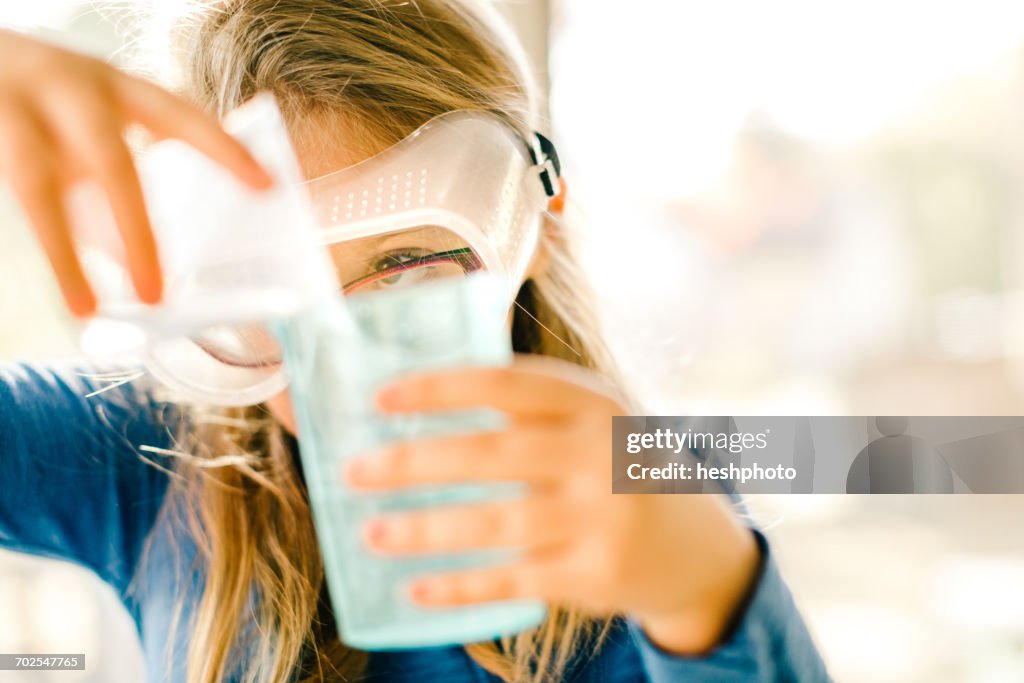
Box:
[267,226,483,434]
[266,123,485,434]
[264,113,544,434]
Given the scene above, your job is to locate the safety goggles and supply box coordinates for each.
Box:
[141,108,562,406]
[187,234,484,369]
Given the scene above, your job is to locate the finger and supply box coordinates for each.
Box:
[363,495,577,555]
[0,105,95,316]
[114,74,273,189]
[46,88,162,304]
[343,427,576,489]
[406,549,562,607]
[376,357,620,418]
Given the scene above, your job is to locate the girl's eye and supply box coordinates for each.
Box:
[344,247,471,294]
[372,250,430,285]
[345,248,447,292]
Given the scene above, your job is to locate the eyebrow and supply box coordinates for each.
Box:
[332,226,463,265]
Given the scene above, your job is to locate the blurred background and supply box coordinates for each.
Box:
[2,1,1024,681]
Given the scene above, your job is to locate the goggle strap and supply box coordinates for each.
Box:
[530,131,562,199]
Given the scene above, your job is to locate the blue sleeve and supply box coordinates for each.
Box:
[626,530,831,681]
[0,363,177,605]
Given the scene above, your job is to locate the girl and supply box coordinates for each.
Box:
[0,1,829,681]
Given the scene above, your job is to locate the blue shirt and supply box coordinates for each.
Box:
[0,363,830,682]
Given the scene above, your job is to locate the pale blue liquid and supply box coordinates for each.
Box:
[273,274,546,650]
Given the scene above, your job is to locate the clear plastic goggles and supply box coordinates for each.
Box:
[186,227,484,370]
[88,101,560,406]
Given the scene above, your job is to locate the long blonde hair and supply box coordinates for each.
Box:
[140,1,622,681]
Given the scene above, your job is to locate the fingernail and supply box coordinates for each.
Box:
[133,272,163,305]
[375,384,404,410]
[345,457,371,483]
[409,580,433,603]
[364,519,389,545]
[253,167,274,190]
[69,290,97,318]
[141,282,163,305]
